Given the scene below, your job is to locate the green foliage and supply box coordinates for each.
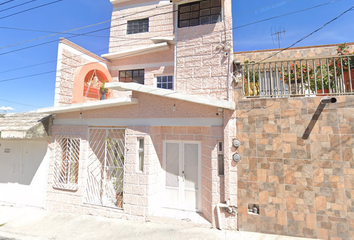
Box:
[100,81,108,94]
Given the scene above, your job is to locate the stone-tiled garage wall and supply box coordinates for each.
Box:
[236,96,354,239]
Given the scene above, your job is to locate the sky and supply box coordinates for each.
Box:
[0,0,353,113]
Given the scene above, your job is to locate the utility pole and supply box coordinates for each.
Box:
[271,27,286,49]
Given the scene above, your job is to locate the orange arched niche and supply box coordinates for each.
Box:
[72,62,113,103]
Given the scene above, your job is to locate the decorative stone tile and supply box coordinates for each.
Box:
[287,212,317,238]
[285,185,315,214]
[316,215,349,240]
[284,159,313,186]
[341,134,354,162]
[310,134,341,161]
[260,209,287,235]
[257,158,284,184]
[258,183,286,211]
[256,133,283,158]
[313,161,344,188]
[314,188,347,218]
[237,157,257,182]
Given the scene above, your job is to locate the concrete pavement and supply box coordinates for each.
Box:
[0,204,313,240]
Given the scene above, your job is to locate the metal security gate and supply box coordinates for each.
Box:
[85,128,125,209]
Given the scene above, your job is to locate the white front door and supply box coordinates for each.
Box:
[164,141,201,211]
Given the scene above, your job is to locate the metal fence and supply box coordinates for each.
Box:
[240,54,354,98]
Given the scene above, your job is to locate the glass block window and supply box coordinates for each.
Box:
[119,69,144,84]
[157,76,173,90]
[178,0,221,28]
[127,18,149,34]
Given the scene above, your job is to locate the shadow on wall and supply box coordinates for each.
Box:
[0,141,47,185]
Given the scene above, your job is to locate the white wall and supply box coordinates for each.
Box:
[0,140,49,208]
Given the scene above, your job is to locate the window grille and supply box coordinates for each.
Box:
[53,135,81,191]
[127,18,149,34]
[178,0,221,28]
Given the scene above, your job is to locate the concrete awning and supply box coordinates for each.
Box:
[0,113,52,139]
[37,97,138,114]
[105,82,236,110]
[101,42,169,60]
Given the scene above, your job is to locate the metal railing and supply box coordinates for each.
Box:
[239,54,354,98]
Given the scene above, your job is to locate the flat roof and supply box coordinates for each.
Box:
[105,82,236,110]
[37,97,138,114]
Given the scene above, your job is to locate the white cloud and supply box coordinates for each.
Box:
[0,106,15,111]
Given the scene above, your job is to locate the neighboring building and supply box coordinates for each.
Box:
[38,0,237,229]
[234,43,354,239]
[0,113,52,207]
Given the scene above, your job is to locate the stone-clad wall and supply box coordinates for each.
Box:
[236,96,354,239]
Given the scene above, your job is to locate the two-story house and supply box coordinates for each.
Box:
[38,0,237,229]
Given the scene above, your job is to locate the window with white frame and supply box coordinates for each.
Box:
[156,75,173,90]
[127,18,149,34]
[53,135,80,191]
[178,0,222,28]
[119,69,144,84]
[138,138,144,172]
[217,141,224,176]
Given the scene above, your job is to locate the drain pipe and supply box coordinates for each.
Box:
[217,200,231,230]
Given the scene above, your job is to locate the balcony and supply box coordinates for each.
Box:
[239,54,354,98]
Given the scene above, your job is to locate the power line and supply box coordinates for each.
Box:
[257,4,354,63]
[0,98,40,108]
[0,0,64,20]
[0,0,345,75]
[0,0,15,6]
[232,0,343,30]
[0,0,39,14]
[0,0,340,55]
[0,3,173,52]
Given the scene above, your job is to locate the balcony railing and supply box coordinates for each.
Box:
[239,55,354,98]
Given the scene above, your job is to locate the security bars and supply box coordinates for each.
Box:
[53,135,81,191]
[85,128,125,209]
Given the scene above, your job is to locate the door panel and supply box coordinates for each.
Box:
[164,141,200,211]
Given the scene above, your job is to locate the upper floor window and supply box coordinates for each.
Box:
[127,18,149,34]
[119,69,145,84]
[178,0,221,28]
[157,76,173,90]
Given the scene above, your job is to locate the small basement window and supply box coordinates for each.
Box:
[178,0,222,28]
[127,18,149,34]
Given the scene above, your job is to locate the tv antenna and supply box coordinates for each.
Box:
[271,27,286,49]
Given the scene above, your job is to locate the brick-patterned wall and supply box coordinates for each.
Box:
[236,96,354,239]
[46,124,231,227]
[58,49,89,105]
[176,0,233,100]
[109,2,174,53]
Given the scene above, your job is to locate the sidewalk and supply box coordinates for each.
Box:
[0,205,312,240]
